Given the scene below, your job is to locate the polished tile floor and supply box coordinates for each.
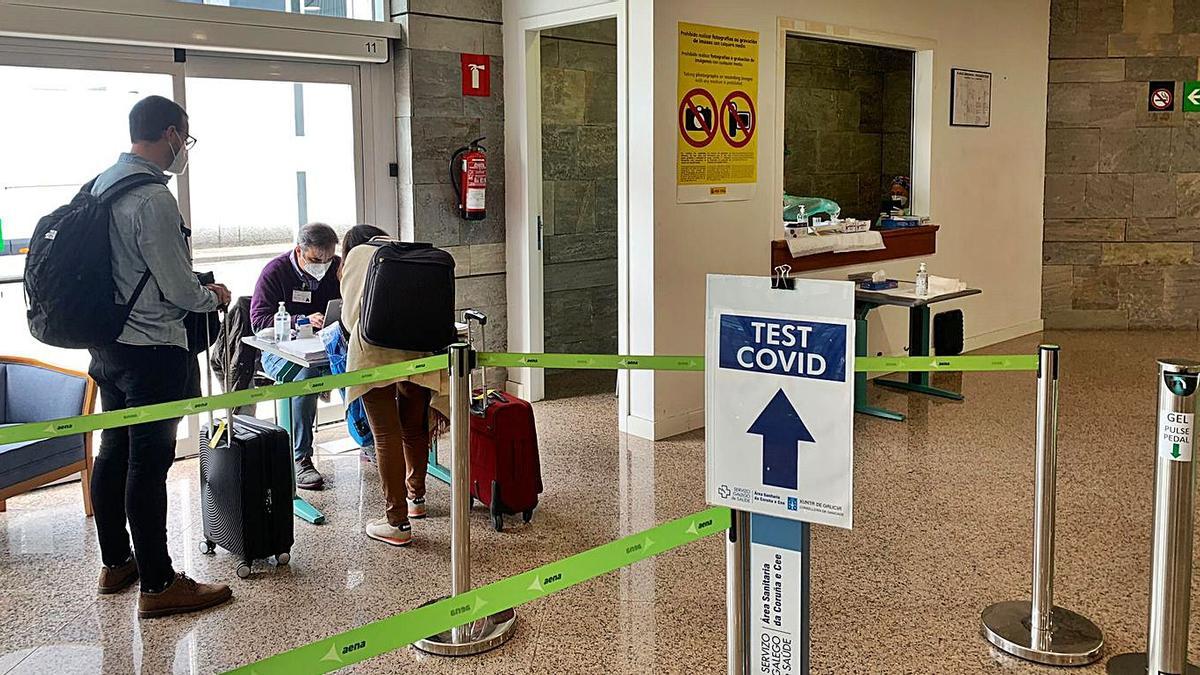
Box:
[2,330,1199,674]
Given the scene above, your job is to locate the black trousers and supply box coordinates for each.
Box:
[88,343,191,592]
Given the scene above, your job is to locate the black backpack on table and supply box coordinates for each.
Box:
[24,174,166,348]
[359,241,457,352]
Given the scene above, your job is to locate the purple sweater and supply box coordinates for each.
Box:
[250,251,342,331]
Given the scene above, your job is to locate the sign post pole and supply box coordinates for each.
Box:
[1108,359,1200,675]
[981,345,1103,665]
[727,509,751,675]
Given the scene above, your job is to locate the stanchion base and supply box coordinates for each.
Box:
[293,497,325,525]
[1106,652,1200,674]
[981,600,1103,666]
[413,609,517,657]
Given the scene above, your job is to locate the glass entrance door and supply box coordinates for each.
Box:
[0,64,176,373]
[0,40,387,460]
[0,50,197,457]
[183,55,362,428]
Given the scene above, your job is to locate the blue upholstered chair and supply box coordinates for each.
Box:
[0,357,97,514]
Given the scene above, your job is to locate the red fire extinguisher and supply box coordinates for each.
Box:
[450,137,487,221]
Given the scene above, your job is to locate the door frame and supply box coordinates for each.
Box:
[510,1,625,406]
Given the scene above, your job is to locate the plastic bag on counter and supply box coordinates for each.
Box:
[783,195,841,225]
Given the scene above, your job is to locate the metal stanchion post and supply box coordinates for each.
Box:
[981,345,1104,666]
[414,343,517,656]
[1108,359,1200,675]
[727,509,751,675]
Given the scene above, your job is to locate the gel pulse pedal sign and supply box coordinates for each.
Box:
[705,275,855,529]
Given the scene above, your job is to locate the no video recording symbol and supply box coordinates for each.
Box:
[727,105,751,139]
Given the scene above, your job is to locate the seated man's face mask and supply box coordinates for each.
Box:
[298,248,334,281]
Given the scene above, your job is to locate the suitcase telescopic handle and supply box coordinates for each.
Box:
[463,308,487,409]
[203,302,232,449]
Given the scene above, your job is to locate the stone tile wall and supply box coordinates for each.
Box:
[540,21,618,375]
[1044,0,1200,329]
[392,0,507,386]
[783,37,913,221]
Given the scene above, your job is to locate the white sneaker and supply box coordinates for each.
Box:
[365,518,412,547]
[407,497,427,519]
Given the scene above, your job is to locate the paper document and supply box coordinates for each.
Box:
[278,337,326,360]
[784,231,885,258]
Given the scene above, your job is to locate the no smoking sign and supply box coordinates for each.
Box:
[1149,81,1175,112]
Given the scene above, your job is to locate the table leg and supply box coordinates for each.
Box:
[875,305,964,402]
[427,436,452,485]
[854,314,906,422]
[277,396,327,525]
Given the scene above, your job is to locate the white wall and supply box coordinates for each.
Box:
[504,0,1050,439]
[641,0,1049,439]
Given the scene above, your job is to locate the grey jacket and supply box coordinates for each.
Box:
[92,154,217,349]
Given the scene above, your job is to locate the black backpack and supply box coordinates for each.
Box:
[360,241,457,352]
[24,174,166,349]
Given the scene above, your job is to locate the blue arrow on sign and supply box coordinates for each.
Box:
[748,389,814,490]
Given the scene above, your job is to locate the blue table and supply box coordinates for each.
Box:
[854,283,981,422]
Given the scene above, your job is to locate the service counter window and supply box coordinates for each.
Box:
[783,36,913,222]
[775,36,934,273]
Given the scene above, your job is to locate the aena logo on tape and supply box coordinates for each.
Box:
[718,314,846,382]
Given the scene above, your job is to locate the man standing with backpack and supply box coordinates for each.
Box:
[86,96,233,617]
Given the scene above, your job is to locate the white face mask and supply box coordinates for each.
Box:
[166,130,189,175]
[304,261,332,281]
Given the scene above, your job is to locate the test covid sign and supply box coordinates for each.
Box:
[706,275,855,529]
[718,315,847,382]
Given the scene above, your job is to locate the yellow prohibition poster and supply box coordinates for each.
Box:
[677,22,759,203]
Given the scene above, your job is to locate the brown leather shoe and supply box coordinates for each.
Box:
[138,573,232,619]
[97,558,139,595]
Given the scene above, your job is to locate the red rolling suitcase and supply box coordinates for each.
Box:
[464,310,542,531]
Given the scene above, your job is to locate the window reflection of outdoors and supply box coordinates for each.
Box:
[186,78,356,256]
[173,0,381,22]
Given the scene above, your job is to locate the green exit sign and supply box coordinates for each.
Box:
[1186,81,1200,113]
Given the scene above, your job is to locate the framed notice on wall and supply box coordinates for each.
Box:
[950,68,991,127]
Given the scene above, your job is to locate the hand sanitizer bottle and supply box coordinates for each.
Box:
[915,262,929,298]
[274,302,291,343]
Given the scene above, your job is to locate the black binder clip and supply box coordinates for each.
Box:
[772,264,795,290]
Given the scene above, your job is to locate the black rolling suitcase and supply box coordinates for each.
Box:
[197,305,294,579]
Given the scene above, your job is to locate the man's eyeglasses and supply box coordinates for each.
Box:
[183,134,198,150]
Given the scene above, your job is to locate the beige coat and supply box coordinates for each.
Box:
[341,239,450,420]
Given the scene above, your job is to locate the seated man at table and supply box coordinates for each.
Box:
[250,223,342,490]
